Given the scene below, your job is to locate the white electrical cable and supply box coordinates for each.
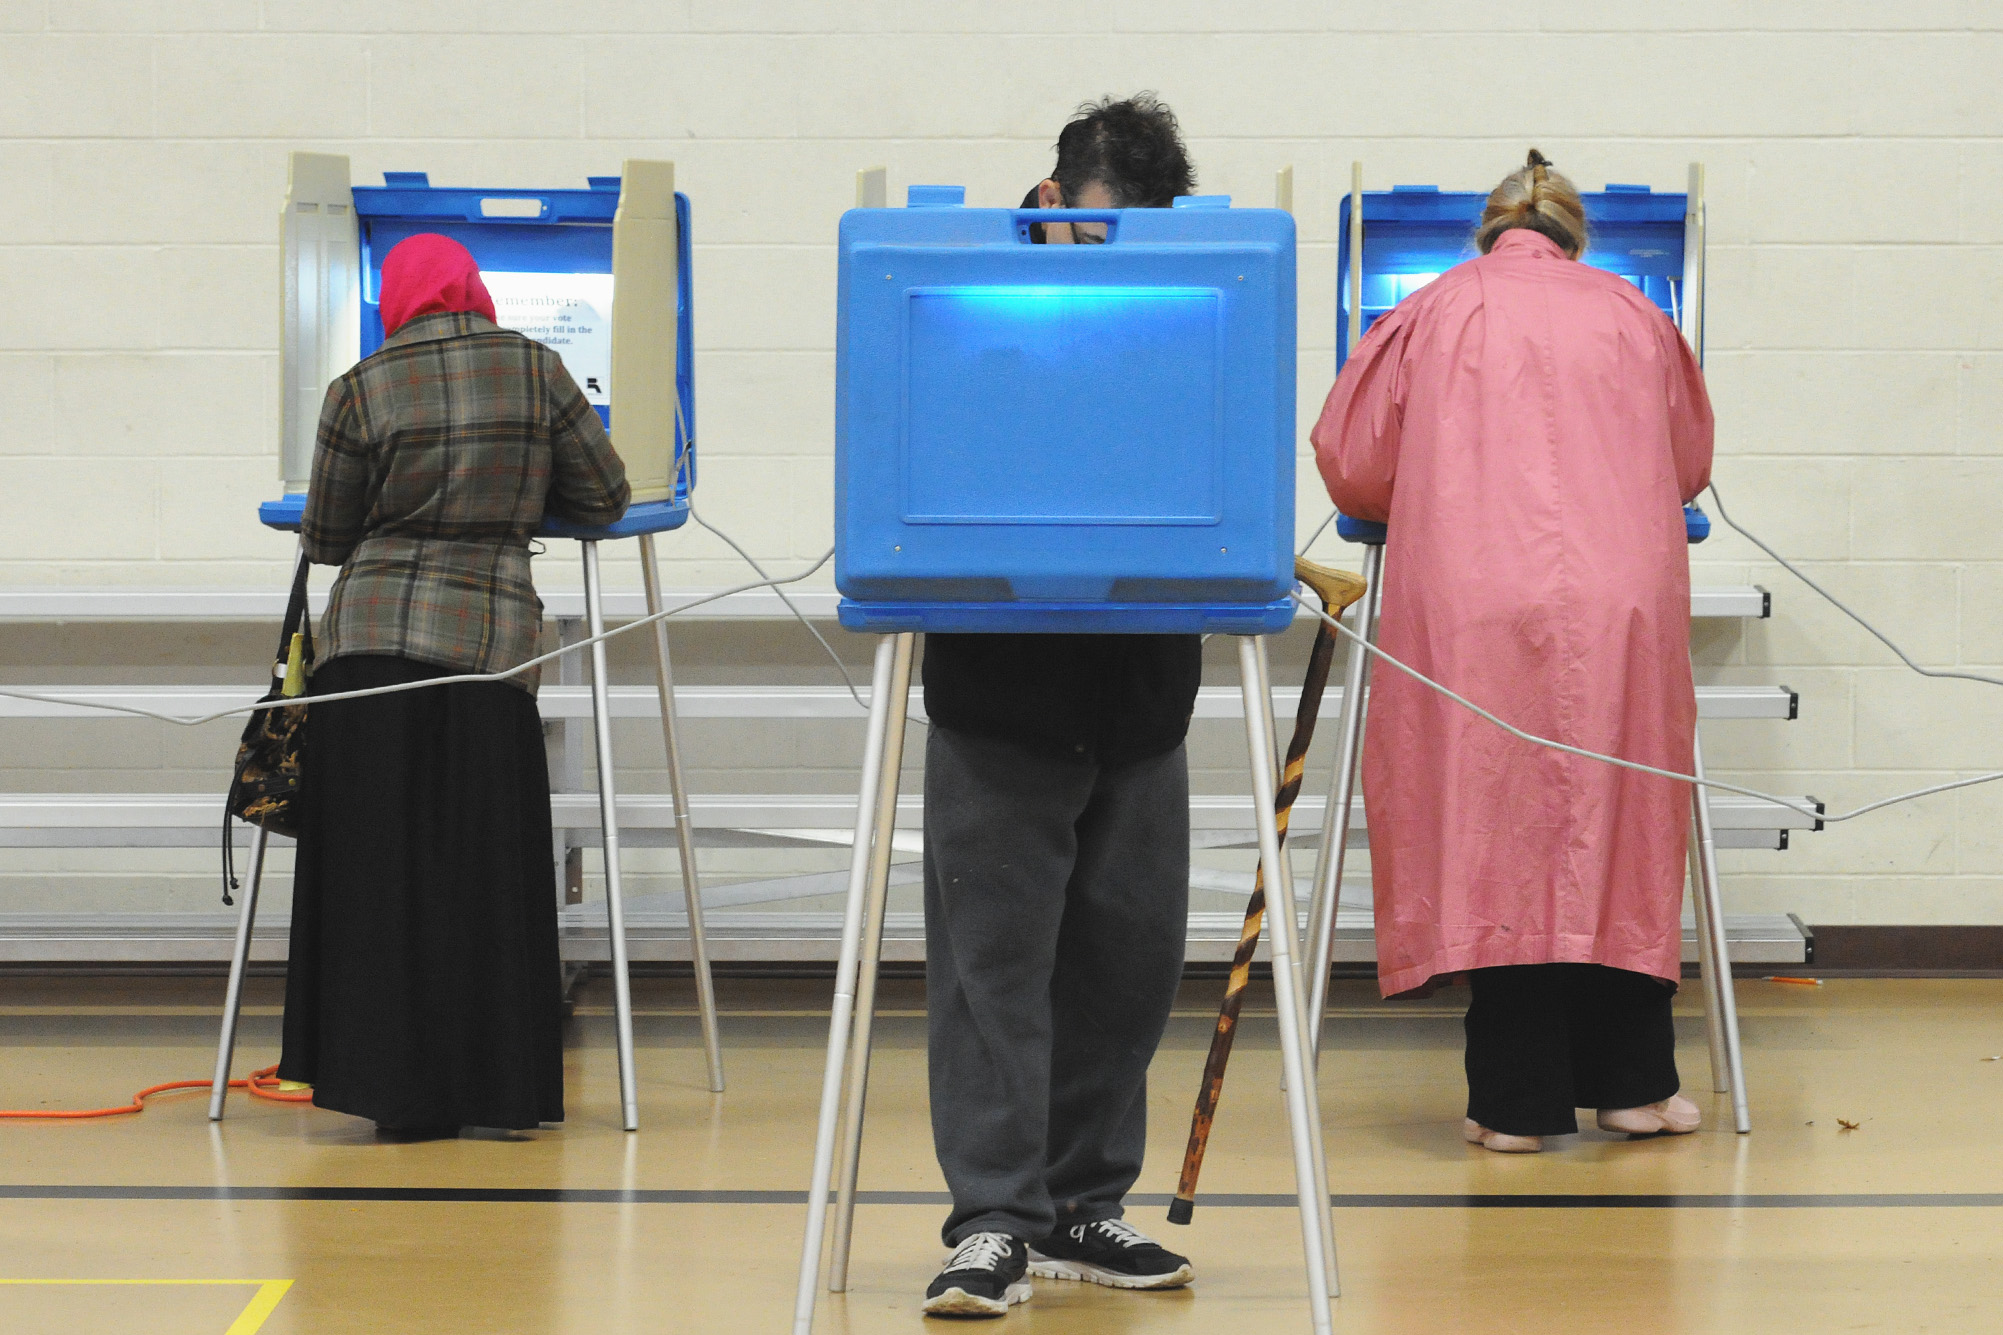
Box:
[3,387,898,732]
[1291,591,2003,826]
[687,500,880,717]
[673,393,905,722]
[1704,481,2003,691]
[6,458,1993,827]
[1296,507,1341,557]
[0,552,833,728]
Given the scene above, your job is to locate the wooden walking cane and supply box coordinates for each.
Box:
[1168,556,1367,1225]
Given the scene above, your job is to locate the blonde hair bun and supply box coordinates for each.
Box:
[1476,148,1587,257]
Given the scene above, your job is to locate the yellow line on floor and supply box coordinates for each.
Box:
[224,1280,293,1334]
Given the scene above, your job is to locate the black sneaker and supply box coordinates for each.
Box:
[1028,1218,1195,1290]
[923,1232,1031,1318]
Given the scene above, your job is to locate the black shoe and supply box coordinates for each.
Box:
[1028,1218,1194,1290]
[923,1232,1031,1318]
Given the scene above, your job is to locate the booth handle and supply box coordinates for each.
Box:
[1010,209,1122,243]
[475,196,552,220]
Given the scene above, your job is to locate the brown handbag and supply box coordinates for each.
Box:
[223,555,314,902]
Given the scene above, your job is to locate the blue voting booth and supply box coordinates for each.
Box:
[1336,180,1698,364]
[799,183,1341,1334]
[257,167,696,535]
[1332,178,1709,544]
[213,155,722,1137]
[1330,180,1712,547]
[833,186,1297,634]
[1308,165,1752,1141]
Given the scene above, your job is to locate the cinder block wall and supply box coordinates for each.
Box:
[0,3,1998,926]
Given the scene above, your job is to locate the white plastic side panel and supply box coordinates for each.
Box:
[1682,161,1706,364]
[610,159,679,504]
[279,152,360,494]
[855,166,886,209]
[1274,164,1294,213]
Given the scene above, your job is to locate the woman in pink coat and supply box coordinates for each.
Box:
[1311,151,1715,1153]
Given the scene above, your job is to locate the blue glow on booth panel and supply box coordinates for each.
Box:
[1337,185,1689,368]
[834,196,1295,631]
[902,286,1223,525]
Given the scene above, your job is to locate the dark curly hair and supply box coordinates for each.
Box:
[1050,93,1197,209]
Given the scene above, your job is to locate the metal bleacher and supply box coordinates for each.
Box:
[0,584,1815,967]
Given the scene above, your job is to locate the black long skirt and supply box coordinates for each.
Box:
[278,654,564,1130]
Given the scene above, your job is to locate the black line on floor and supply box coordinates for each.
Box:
[3,1186,2001,1208]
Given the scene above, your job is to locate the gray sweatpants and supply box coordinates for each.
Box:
[923,725,1190,1246]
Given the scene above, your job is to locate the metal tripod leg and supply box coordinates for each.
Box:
[1249,641,1341,1301]
[1253,636,1285,834]
[829,635,915,1292]
[1239,637,1337,1329]
[1306,545,1383,1060]
[583,540,641,1132]
[794,634,907,1335]
[209,825,270,1120]
[1689,727,1750,1133]
[1690,827,1729,1094]
[639,533,724,1094]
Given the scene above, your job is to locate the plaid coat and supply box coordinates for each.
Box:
[303,312,630,693]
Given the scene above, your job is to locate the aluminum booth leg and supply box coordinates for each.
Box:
[1238,637,1338,1329]
[1248,638,1342,1301]
[794,633,908,1335]
[209,824,271,1121]
[1689,831,1730,1096]
[1304,545,1383,1062]
[582,540,641,1132]
[638,533,724,1094]
[1688,726,1751,1133]
[828,633,916,1291]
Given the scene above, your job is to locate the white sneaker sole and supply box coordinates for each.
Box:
[1026,1256,1195,1290]
[921,1279,1031,1317]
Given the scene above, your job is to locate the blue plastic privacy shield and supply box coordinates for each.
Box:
[263,172,695,537]
[835,193,1296,634]
[1336,184,1688,367]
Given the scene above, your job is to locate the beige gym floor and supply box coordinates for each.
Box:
[0,973,1998,1333]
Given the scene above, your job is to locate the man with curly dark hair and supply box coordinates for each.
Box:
[1025,92,1198,234]
[919,93,1203,1320]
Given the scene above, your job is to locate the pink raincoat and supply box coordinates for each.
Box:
[1312,229,1714,997]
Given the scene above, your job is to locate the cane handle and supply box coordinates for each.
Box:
[1294,556,1367,616]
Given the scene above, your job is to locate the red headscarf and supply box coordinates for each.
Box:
[378,233,497,336]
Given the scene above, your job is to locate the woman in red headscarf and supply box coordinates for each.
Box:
[278,234,630,1138]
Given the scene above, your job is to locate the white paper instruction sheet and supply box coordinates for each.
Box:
[483,271,615,408]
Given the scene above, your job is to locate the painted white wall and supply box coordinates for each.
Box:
[0,2,1998,926]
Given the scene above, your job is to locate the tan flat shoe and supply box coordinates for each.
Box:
[1598,1094,1702,1136]
[1463,1118,1543,1153]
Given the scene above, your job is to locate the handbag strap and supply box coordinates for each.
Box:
[276,549,315,670]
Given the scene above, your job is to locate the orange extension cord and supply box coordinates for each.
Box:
[0,1065,313,1119]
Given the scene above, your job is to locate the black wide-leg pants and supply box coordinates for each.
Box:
[278,654,564,1131]
[1463,963,1681,1137]
[923,725,1189,1247]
